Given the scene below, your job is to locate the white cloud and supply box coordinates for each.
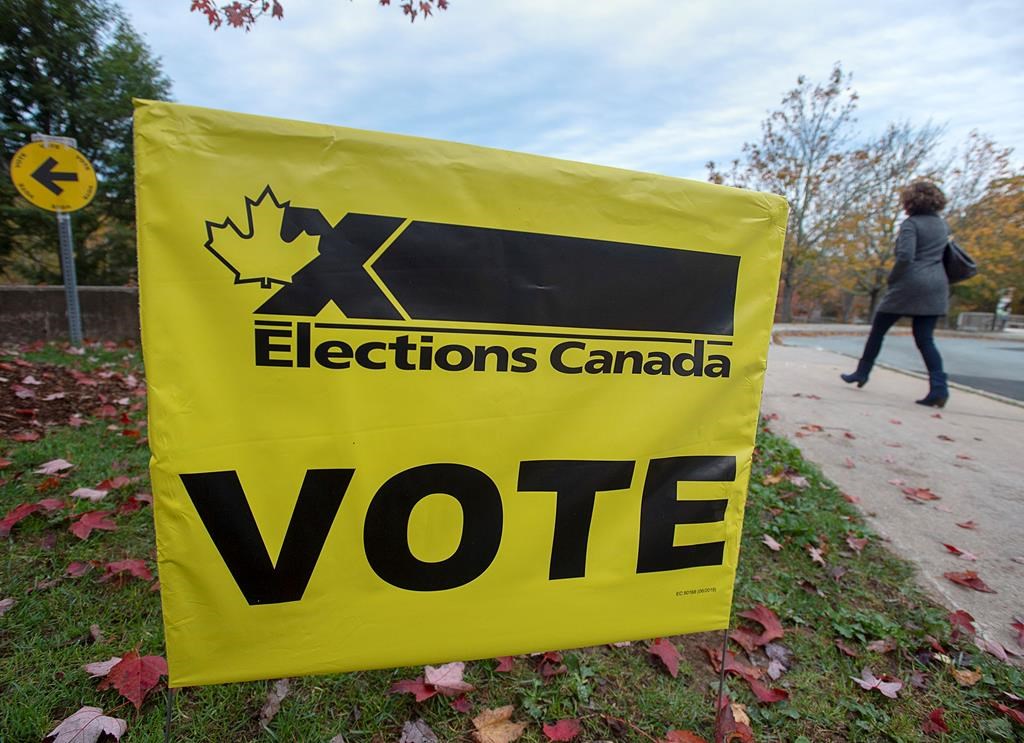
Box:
[120,0,1024,180]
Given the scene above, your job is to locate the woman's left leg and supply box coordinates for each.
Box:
[911,315,948,406]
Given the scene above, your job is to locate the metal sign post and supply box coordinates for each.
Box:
[8,133,97,348]
[55,208,84,347]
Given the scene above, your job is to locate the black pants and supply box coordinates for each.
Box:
[858,312,946,388]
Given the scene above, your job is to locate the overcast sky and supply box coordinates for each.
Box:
[119,0,1024,181]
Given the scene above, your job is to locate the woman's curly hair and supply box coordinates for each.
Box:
[901,180,947,215]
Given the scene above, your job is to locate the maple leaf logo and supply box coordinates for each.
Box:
[205,186,319,289]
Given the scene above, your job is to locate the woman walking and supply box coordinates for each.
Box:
[841,180,951,407]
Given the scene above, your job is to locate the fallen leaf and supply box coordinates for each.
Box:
[808,545,826,565]
[71,488,108,503]
[762,472,785,485]
[944,570,996,593]
[96,650,168,710]
[0,597,15,617]
[649,637,681,677]
[844,431,856,439]
[974,637,1009,662]
[737,604,784,645]
[835,639,859,657]
[471,705,526,743]
[842,492,860,504]
[0,502,43,537]
[495,656,514,672]
[1011,618,1024,648]
[956,520,978,529]
[729,627,762,654]
[424,661,475,696]
[389,678,438,702]
[990,701,1024,725]
[400,719,439,743]
[787,474,809,489]
[96,475,132,491]
[949,610,976,637]
[542,719,581,741]
[99,559,153,583]
[851,668,902,698]
[846,536,868,554]
[69,510,117,540]
[903,487,940,501]
[12,431,41,442]
[950,667,982,686]
[761,534,782,552]
[844,457,856,468]
[714,694,754,743]
[83,656,122,679]
[35,458,74,475]
[746,676,789,703]
[943,543,978,561]
[889,419,902,425]
[44,706,127,743]
[259,678,291,728]
[867,638,897,653]
[451,695,472,714]
[922,708,948,735]
[67,561,94,577]
[956,453,973,460]
[764,643,791,680]
[37,497,64,511]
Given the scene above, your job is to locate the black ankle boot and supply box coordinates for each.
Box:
[916,372,948,408]
[915,394,948,408]
[841,371,869,388]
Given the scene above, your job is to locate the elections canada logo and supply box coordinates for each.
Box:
[205,186,739,378]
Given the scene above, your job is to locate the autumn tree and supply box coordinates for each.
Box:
[831,122,943,316]
[708,64,861,322]
[948,172,1024,314]
[189,0,449,31]
[0,0,171,284]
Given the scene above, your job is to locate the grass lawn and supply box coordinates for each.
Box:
[1,342,1022,742]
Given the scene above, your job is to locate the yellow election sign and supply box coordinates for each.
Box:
[134,100,787,687]
[9,141,97,212]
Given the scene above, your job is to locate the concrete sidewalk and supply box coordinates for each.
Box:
[761,342,1024,657]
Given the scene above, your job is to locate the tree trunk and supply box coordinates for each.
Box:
[780,279,795,323]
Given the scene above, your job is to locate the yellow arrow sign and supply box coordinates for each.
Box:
[9,141,97,212]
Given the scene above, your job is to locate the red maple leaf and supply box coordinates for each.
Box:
[745,676,789,704]
[648,638,681,678]
[494,656,515,672]
[944,570,996,593]
[11,431,40,442]
[714,694,754,743]
[69,510,117,540]
[0,502,42,537]
[388,678,437,702]
[948,610,976,640]
[737,604,784,645]
[990,701,1024,725]
[450,694,472,714]
[97,650,168,710]
[922,707,948,734]
[424,661,474,696]
[67,561,95,577]
[956,520,978,529]
[100,559,153,582]
[1011,617,1024,648]
[96,475,132,491]
[943,544,978,561]
[729,627,762,653]
[543,719,581,741]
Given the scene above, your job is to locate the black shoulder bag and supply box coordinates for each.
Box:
[943,238,977,284]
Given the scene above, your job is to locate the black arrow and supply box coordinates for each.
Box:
[31,157,78,196]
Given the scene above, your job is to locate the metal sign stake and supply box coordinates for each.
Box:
[55,209,84,347]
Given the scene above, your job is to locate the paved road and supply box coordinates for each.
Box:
[782,332,1024,402]
[763,344,1024,658]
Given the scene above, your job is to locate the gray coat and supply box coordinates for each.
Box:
[876,214,950,316]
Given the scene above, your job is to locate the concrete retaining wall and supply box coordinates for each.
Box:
[0,286,140,344]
